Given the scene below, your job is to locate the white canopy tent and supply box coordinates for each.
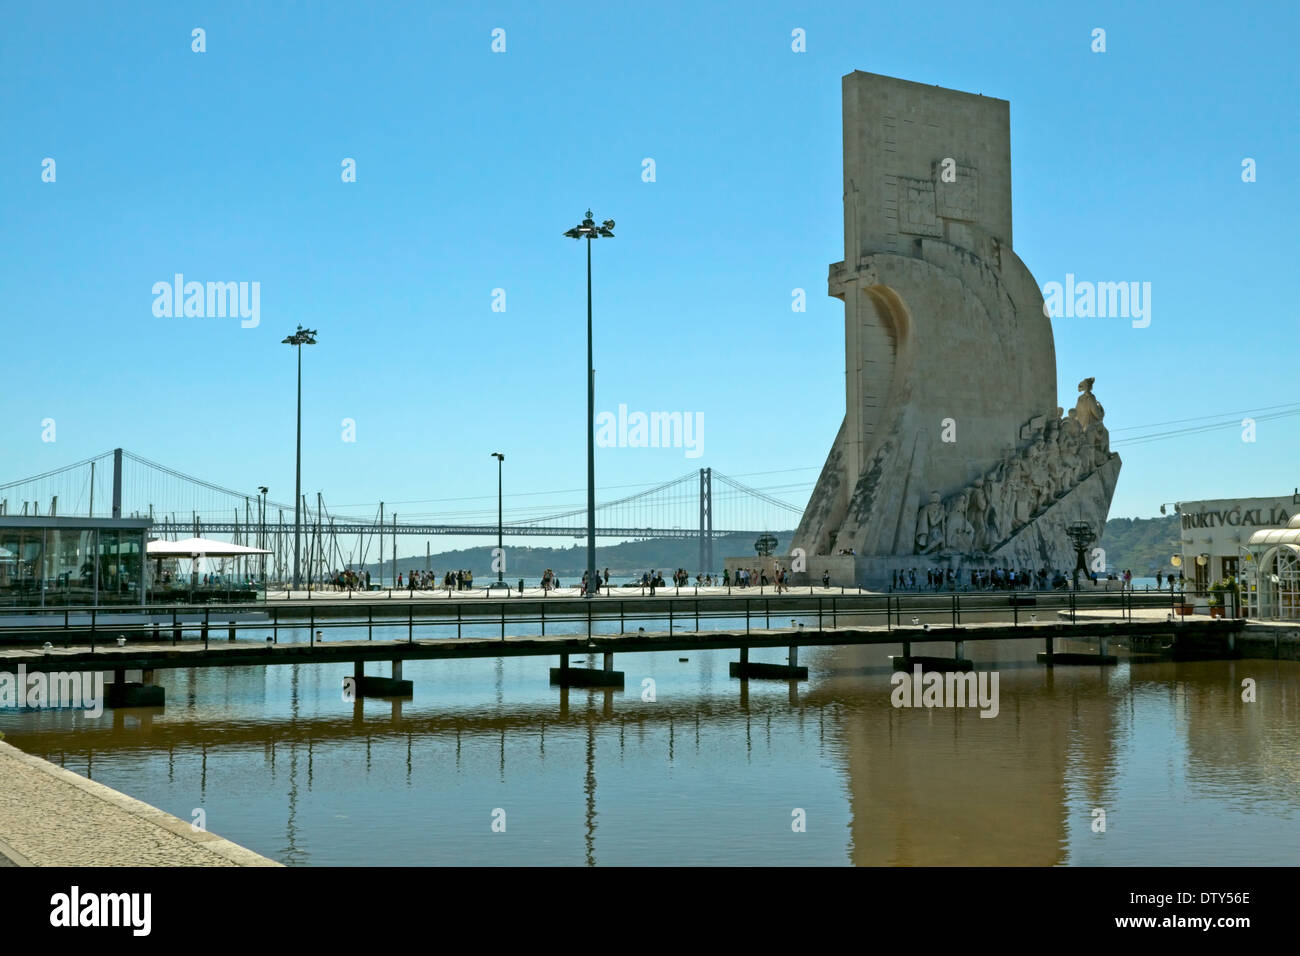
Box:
[147,537,272,599]
[147,538,272,558]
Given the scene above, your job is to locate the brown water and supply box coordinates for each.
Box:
[2,630,1297,865]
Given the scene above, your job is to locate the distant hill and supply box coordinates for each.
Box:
[1095,515,1181,573]
[364,531,795,583]
[359,516,1181,582]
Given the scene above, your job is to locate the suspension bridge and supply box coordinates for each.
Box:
[0,449,808,583]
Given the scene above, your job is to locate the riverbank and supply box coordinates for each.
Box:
[0,740,280,867]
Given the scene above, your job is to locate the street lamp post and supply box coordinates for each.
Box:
[281,325,318,591]
[258,485,268,588]
[490,452,506,589]
[564,210,614,599]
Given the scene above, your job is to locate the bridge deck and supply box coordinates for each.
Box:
[0,616,1244,673]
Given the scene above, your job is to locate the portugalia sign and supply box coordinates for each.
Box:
[1181,506,1291,529]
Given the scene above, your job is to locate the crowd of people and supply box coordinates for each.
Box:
[303,562,1191,595]
[892,567,1065,591]
[631,569,723,592]
[890,566,1187,592]
[320,568,482,592]
[326,568,370,591]
[723,566,797,592]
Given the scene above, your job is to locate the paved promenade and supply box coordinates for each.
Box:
[0,741,279,867]
[265,584,871,602]
[265,581,1151,602]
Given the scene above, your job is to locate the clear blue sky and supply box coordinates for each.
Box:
[3,0,1296,529]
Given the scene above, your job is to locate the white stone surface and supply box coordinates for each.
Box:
[794,72,1121,584]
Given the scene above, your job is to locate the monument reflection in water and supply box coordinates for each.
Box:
[4,632,1298,866]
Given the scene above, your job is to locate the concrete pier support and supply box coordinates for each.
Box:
[106,667,164,708]
[1036,633,1117,666]
[550,651,624,687]
[730,644,809,680]
[890,633,972,670]
[350,659,414,697]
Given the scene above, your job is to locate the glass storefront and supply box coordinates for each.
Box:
[0,518,149,607]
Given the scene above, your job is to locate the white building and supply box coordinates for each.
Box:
[1243,513,1300,621]
[1176,494,1300,619]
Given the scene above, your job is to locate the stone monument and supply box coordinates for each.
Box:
[792,72,1121,585]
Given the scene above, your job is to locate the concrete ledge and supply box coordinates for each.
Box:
[355,675,413,697]
[549,667,624,687]
[0,741,280,867]
[889,655,973,671]
[0,831,34,867]
[729,661,809,680]
[106,682,165,708]
[1037,652,1118,666]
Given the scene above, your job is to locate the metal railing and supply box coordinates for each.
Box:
[0,588,1192,650]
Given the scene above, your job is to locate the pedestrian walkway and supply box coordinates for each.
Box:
[0,741,279,867]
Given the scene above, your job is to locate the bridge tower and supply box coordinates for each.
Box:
[111,447,123,518]
[698,467,713,573]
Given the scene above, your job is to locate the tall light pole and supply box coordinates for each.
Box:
[281,325,318,590]
[258,486,268,587]
[490,453,506,589]
[564,210,614,598]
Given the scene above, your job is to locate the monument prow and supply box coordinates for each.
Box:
[793,72,1121,586]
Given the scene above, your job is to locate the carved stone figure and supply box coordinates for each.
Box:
[946,493,976,553]
[1061,407,1083,441]
[1027,439,1050,513]
[1046,435,1068,499]
[995,461,1020,540]
[1075,377,1105,430]
[968,478,992,552]
[1010,464,1032,529]
[915,491,946,554]
[1089,420,1111,468]
[1059,433,1081,486]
